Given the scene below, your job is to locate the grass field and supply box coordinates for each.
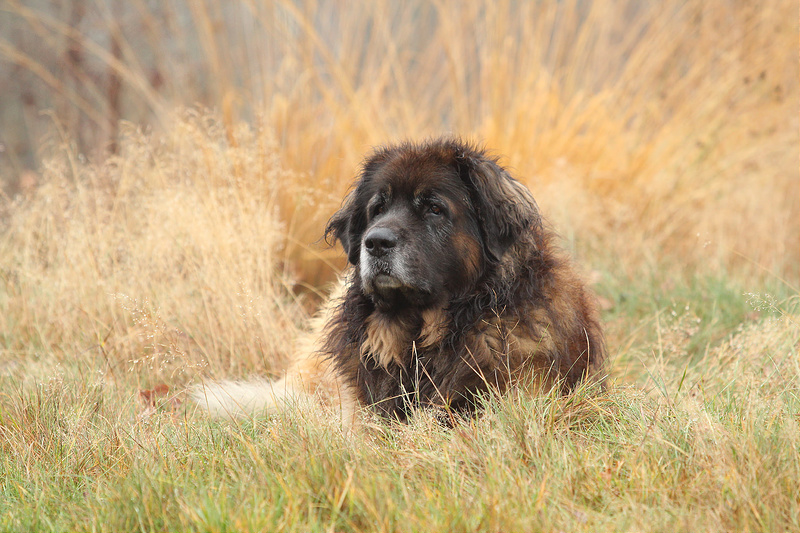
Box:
[0,1,798,531]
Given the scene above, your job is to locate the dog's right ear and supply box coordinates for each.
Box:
[325,190,366,266]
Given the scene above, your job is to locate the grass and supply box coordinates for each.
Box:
[0,0,798,531]
[2,343,799,532]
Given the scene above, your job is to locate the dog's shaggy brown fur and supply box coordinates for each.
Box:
[196,138,605,424]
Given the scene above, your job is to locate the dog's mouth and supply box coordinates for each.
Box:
[365,271,410,299]
[363,270,435,310]
[372,273,404,291]
[363,259,406,293]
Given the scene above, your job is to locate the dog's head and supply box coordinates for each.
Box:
[325,139,541,311]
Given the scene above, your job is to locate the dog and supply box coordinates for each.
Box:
[195,138,605,425]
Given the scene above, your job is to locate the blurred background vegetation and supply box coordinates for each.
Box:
[0,0,797,380]
[2,0,797,284]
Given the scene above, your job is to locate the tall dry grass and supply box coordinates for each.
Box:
[0,113,308,382]
[3,0,797,284]
[252,0,800,284]
[0,0,797,380]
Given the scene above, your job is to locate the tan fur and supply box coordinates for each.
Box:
[282,277,360,424]
[360,313,412,369]
[418,307,448,349]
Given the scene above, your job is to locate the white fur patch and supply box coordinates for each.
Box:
[191,378,305,420]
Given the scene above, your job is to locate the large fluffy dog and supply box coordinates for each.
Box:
[196,138,604,424]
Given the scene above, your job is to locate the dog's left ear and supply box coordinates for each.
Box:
[325,191,366,265]
[457,153,542,262]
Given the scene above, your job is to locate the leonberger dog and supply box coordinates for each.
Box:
[196,138,605,425]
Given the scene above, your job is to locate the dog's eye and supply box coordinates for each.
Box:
[372,203,386,217]
[428,204,444,216]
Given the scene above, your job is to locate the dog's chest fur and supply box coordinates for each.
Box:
[343,305,549,421]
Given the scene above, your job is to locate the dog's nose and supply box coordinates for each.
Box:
[364,227,398,257]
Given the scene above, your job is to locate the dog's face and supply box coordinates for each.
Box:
[326,140,541,312]
[353,161,482,310]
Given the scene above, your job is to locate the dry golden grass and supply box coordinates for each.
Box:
[4,0,797,286]
[0,2,798,530]
[3,0,796,368]
[253,0,799,285]
[0,0,796,385]
[0,113,310,381]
